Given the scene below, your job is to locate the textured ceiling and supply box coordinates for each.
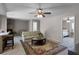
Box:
[5,3,72,12]
[5,3,79,19]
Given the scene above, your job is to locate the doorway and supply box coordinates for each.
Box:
[62,16,75,52]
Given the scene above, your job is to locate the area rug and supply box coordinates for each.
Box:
[21,40,66,55]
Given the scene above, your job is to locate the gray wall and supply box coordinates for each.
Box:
[0,3,6,15]
[0,3,7,32]
[0,16,2,30]
[40,5,79,53]
[14,20,29,33]
[40,16,62,43]
[7,19,29,34]
[0,15,7,32]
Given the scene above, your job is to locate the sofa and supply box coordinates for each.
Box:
[22,31,44,41]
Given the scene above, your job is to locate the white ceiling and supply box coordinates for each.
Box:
[5,3,79,19]
[5,3,71,12]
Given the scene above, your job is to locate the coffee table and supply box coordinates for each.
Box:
[32,38,46,46]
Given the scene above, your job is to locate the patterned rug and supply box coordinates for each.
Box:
[21,40,66,55]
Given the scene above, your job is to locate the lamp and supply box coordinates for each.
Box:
[35,8,45,18]
[64,17,70,23]
[66,17,70,23]
[67,20,70,23]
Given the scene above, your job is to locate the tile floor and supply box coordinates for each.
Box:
[1,36,26,55]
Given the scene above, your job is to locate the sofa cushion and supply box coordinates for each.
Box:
[22,31,44,40]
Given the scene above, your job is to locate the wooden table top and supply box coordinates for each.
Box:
[0,34,14,40]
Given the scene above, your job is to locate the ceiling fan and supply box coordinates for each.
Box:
[29,4,52,18]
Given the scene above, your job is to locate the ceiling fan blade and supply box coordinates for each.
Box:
[44,12,51,14]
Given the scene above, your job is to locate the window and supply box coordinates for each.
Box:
[32,20,40,31]
[72,23,74,32]
[33,21,38,31]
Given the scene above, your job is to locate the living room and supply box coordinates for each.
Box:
[0,3,79,55]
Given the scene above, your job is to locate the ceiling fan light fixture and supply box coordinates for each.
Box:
[37,8,43,13]
[64,17,71,23]
[29,4,51,18]
[37,15,43,18]
[36,14,45,18]
[67,20,70,23]
[35,8,45,18]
